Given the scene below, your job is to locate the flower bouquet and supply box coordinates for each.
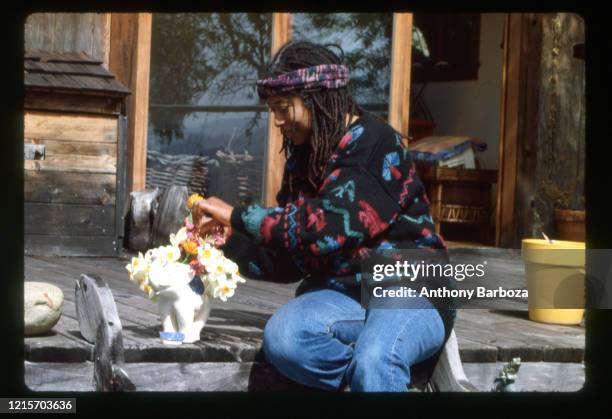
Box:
[125,194,245,344]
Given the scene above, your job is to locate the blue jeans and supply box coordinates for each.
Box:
[262,287,445,392]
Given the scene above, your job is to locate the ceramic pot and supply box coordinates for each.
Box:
[554,209,585,242]
[521,238,585,325]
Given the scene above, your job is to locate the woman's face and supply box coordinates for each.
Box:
[266,95,312,146]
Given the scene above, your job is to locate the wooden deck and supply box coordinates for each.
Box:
[23,249,586,391]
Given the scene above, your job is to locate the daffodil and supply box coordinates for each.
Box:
[198,244,221,266]
[126,252,150,285]
[162,245,181,263]
[221,258,239,275]
[213,279,237,302]
[170,227,188,248]
[230,272,246,284]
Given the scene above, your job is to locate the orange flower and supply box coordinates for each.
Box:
[187,193,205,209]
[181,239,199,255]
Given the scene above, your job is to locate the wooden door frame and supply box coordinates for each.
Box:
[496,13,542,247]
[109,13,152,194]
[263,13,292,207]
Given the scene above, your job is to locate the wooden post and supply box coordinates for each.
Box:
[496,14,545,247]
[109,13,152,194]
[263,13,292,207]
[496,14,521,247]
[388,13,413,138]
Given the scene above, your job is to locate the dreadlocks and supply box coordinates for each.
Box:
[260,41,365,190]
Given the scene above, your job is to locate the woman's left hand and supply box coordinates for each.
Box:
[193,196,234,232]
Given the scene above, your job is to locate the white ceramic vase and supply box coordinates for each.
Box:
[156,287,211,344]
[147,262,211,344]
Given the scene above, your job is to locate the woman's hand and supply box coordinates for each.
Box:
[192,196,234,237]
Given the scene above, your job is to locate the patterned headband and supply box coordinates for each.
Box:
[256,64,350,99]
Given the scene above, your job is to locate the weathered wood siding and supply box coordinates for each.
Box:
[24,107,122,256]
[25,13,111,68]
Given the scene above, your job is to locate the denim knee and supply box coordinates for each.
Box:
[346,340,402,389]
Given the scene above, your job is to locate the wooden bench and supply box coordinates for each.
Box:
[75,273,477,392]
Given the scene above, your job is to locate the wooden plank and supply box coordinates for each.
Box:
[24,313,94,363]
[25,170,116,205]
[23,254,586,363]
[496,14,521,247]
[513,14,542,243]
[24,14,109,64]
[115,116,128,246]
[26,138,117,158]
[463,362,585,392]
[24,259,271,363]
[26,73,129,95]
[25,203,115,236]
[24,155,116,174]
[263,13,291,207]
[25,60,114,78]
[388,13,413,138]
[24,111,118,143]
[109,13,150,193]
[25,235,120,257]
[24,137,117,173]
[24,360,585,392]
[25,91,123,116]
[24,361,306,392]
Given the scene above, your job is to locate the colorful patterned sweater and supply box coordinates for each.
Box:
[222,111,456,344]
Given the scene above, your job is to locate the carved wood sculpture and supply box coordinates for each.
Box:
[75,273,135,391]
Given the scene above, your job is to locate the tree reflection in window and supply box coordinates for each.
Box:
[148,13,273,206]
[149,13,272,147]
[292,13,393,117]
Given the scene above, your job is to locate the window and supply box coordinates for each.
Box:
[147,13,272,206]
[292,13,393,118]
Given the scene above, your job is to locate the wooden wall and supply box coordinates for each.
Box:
[25,13,111,69]
[23,13,152,254]
[24,110,123,256]
[25,12,152,195]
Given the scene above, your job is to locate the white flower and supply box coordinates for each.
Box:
[126,252,150,286]
[221,258,239,275]
[198,244,222,268]
[162,245,182,263]
[169,227,188,248]
[230,272,246,284]
[213,279,237,302]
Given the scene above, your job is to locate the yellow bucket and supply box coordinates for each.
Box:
[521,239,585,325]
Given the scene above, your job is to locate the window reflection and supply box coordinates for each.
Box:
[292,13,393,118]
[147,13,272,205]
